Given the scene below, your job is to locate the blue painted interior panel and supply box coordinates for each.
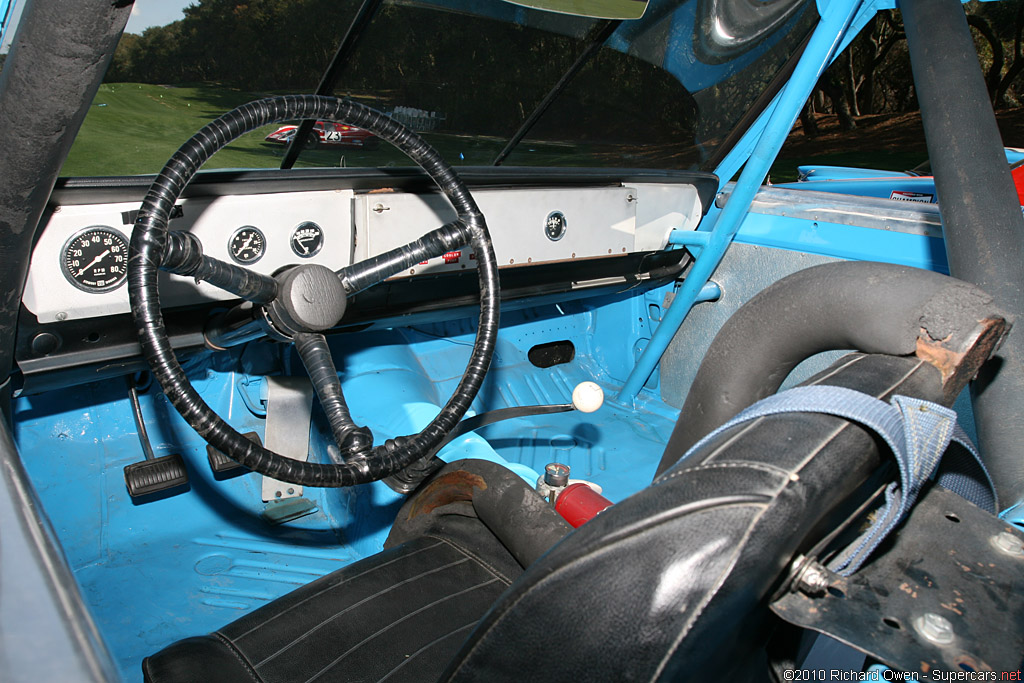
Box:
[10,198,975,681]
[12,286,679,680]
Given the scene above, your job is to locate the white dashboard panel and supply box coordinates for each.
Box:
[24,189,355,322]
[24,182,703,322]
[355,186,639,276]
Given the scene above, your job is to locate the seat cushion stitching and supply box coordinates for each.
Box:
[303,578,501,683]
[377,621,477,683]
[426,534,517,584]
[211,632,263,683]
[234,540,444,643]
[255,556,471,668]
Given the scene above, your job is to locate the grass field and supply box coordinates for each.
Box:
[64,82,950,180]
[62,83,443,175]
[61,83,583,176]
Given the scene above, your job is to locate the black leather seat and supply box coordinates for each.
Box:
[145,352,950,682]
[143,459,571,683]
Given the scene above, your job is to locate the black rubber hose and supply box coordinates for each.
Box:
[655,261,1000,477]
[463,459,572,567]
[129,95,500,487]
[388,459,572,568]
[903,0,1024,506]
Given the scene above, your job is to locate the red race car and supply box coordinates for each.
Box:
[264,120,380,149]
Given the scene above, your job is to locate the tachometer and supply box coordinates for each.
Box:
[61,226,129,293]
[229,226,266,264]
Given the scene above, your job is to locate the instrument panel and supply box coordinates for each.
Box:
[25,189,355,322]
[24,182,704,323]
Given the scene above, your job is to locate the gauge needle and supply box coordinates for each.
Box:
[76,249,110,277]
[296,236,311,254]
[239,235,255,253]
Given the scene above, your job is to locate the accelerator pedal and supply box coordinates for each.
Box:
[123,377,189,500]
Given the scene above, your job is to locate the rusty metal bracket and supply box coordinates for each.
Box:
[771,486,1024,674]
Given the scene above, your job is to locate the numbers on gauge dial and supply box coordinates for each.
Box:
[290,222,324,257]
[61,226,129,293]
[229,226,266,264]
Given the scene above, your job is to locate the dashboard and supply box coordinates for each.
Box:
[26,189,354,322]
[16,168,715,394]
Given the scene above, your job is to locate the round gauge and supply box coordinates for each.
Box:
[61,226,129,293]
[290,221,324,258]
[545,211,567,241]
[229,226,266,265]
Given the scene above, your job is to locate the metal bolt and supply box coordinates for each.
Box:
[544,462,570,488]
[991,531,1024,556]
[794,559,831,596]
[915,612,955,645]
[55,312,68,321]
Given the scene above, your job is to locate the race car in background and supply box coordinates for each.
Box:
[264,120,380,149]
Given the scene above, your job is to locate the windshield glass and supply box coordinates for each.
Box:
[58,0,817,177]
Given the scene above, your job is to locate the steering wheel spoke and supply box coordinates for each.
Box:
[294,332,373,459]
[160,230,278,304]
[337,220,470,295]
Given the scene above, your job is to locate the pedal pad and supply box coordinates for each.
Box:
[124,453,189,499]
[207,431,262,477]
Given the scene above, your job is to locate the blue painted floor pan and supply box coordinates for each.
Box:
[12,298,681,680]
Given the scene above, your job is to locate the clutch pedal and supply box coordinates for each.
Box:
[123,376,189,500]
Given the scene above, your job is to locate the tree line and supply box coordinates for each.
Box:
[802,2,1024,135]
[99,0,1024,141]
[103,0,697,148]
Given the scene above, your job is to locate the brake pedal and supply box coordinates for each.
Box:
[124,453,190,498]
[122,376,189,500]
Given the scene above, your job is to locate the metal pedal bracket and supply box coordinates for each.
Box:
[260,376,315,503]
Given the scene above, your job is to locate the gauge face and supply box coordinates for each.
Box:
[290,222,324,258]
[61,226,129,293]
[545,211,567,241]
[229,226,266,264]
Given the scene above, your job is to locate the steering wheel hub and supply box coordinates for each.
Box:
[267,263,348,336]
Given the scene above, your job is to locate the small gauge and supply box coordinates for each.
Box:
[545,211,567,241]
[61,226,129,293]
[229,226,266,264]
[290,222,324,258]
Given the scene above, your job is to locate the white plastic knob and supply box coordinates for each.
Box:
[571,381,604,413]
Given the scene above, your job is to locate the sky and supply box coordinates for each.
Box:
[125,0,192,34]
[2,0,192,52]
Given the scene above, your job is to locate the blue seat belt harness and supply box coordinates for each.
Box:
[673,385,998,576]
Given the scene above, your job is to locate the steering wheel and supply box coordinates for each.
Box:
[128,95,499,487]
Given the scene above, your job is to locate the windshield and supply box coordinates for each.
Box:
[59,0,817,177]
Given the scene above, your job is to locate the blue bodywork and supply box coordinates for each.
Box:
[3,0,1024,680]
[773,148,1024,202]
